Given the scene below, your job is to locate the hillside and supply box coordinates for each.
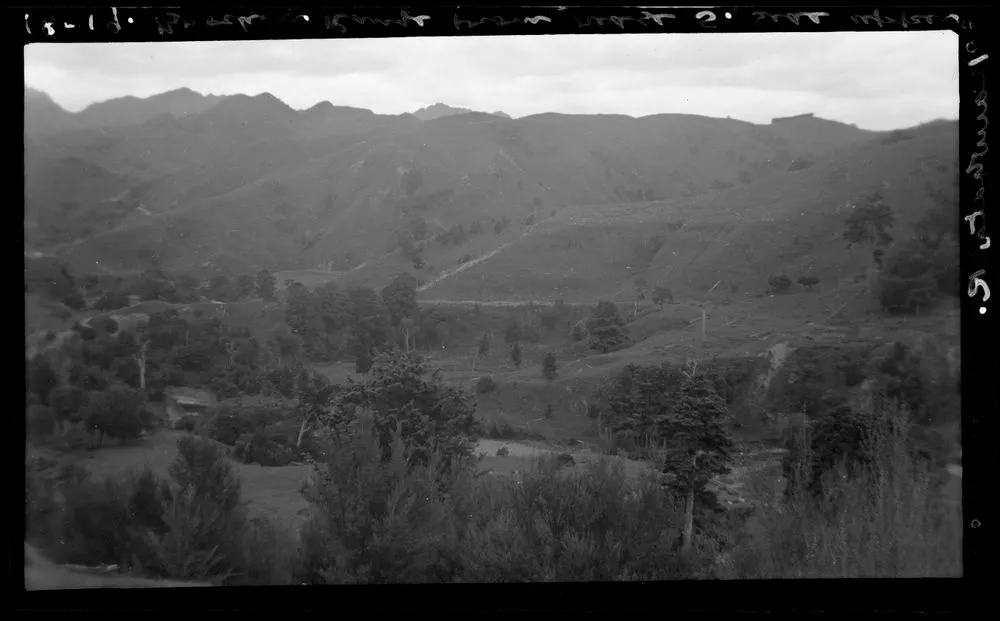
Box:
[331,119,958,303]
[24,87,80,136]
[24,86,919,286]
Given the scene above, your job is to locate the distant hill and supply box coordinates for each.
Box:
[74,87,229,130]
[412,102,510,121]
[22,87,954,301]
[24,87,80,136]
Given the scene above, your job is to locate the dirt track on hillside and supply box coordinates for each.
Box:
[416,217,548,293]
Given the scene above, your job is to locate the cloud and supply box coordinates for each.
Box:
[24,32,958,129]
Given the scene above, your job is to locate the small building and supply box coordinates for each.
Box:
[163,387,217,428]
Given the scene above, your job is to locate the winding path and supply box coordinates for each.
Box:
[416,216,549,293]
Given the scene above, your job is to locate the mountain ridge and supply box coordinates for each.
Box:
[23,84,955,307]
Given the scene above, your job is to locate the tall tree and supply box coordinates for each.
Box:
[510,342,522,368]
[326,348,478,467]
[131,328,150,390]
[658,362,733,554]
[255,269,277,301]
[380,273,419,327]
[542,352,557,380]
[633,277,648,319]
[473,331,491,372]
[586,301,630,353]
[825,190,896,322]
[295,370,336,448]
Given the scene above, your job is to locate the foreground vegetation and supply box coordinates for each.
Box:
[26,348,960,584]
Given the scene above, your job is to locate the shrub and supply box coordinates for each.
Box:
[797,276,820,290]
[476,375,498,394]
[767,274,792,294]
[298,423,459,584]
[731,397,960,579]
[542,353,557,380]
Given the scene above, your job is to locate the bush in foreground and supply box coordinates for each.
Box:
[25,436,298,586]
[726,397,961,578]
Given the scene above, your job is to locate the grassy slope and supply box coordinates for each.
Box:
[34,106,887,278]
[413,124,957,303]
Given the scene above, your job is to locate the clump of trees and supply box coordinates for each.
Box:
[326,349,479,468]
[593,360,734,553]
[284,280,393,364]
[586,301,630,353]
[875,183,958,315]
[26,342,960,585]
[767,274,792,294]
[797,276,820,291]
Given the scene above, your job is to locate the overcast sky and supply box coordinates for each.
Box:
[25,32,958,130]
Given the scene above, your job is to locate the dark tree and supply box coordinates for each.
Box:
[658,365,734,553]
[542,352,557,380]
[842,191,895,288]
[255,269,277,301]
[83,386,148,447]
[380,273,419,327]
[767,274,793,294]
[328,349,478,467]
[586,301,630,353]
[28,356,59,405]
[797,276,820,290]
[235,274,257,299]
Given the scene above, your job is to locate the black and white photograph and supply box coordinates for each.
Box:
[23,11,968,591]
